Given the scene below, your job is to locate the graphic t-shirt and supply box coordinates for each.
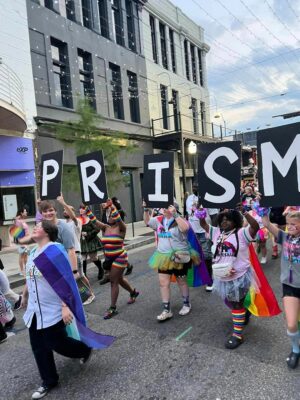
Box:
[209,225,253,281]
[277,231,300,288]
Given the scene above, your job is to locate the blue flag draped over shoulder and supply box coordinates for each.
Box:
[34,243,115,349]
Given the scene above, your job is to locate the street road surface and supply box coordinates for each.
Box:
[1,244,300,400]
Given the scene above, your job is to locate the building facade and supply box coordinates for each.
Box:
[27,0,152,221]
[141,0,212,201]
[0,0,37,246]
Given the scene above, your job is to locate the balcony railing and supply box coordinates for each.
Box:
[0,60,25,115]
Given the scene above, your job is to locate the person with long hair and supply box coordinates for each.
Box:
[197,209,259,349]
[262,210,300,369]
[15,208,29,276]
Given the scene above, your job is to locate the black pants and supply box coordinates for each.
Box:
[29,315,90,387]
[0,322,6,341]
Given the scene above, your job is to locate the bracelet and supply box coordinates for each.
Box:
[173,212,180,219]
[143,208,149,212]
[72,270,78,274]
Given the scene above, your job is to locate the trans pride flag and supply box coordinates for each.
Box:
[244,244,281,317]
[34,243,115,349]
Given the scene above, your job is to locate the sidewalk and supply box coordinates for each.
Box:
[0,220,154,289]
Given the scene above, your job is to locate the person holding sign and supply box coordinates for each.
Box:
[144,203,196,321]
[261,210,300,369]
[196,209,259,349]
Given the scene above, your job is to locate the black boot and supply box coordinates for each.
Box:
[83,259,87,276]
[94,259,104,280]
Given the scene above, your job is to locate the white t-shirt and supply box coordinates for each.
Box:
[66,219,82,252]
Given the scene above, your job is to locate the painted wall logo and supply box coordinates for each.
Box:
[16,147,29,153]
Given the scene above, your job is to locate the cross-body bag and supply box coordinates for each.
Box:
[212,231,239,279]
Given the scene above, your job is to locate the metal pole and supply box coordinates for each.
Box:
[220,125,223,141]
[180,135,187,197]
[129,171,136,237]
[224,120,226,137]
[211,122,214,138]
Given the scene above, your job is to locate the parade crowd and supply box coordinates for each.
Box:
[1,182,300,399]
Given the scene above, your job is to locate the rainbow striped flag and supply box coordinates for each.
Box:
[9,226,25,240]
[34,243,115,349]
[243,244,281,317]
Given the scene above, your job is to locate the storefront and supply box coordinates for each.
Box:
[0,135,36,247]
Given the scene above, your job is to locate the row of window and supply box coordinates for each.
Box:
[50,38,140,123]
[150,15,204,86]
[160,85,206,135]
[37,0,139,53]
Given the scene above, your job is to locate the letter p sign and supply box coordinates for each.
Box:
[40,150,63,200]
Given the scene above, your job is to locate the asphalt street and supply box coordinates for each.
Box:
[1,243,300,400]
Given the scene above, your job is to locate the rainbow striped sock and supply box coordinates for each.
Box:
[232,308,246,339]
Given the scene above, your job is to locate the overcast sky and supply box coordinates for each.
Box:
[170,0,300,133]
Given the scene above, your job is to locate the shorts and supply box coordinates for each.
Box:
[282,283,300,299]
[18,246,28,255]
[158,261,191,277]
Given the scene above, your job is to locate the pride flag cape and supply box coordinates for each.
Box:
[156,216,212,287]
[34,243,115,349]
[243,244,281,317]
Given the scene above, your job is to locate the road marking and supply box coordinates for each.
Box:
[176,326,192,341]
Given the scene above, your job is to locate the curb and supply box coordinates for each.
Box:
[9,236,155,290]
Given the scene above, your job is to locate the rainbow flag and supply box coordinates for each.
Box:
[243,244,281,317]
[9,226,25,240]
[34,243,115,349]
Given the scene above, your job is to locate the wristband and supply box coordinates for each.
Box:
[111,207,122,223]
[173,212,180,219]
[86,208,96,222]
[143,208,149,212]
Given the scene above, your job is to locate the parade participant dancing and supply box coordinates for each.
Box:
[89,202,139,319]
[79,205,104,280]
[262,210,300,369]
[197,209,259,349]
[144,202,203,321]
[21,220,114,399]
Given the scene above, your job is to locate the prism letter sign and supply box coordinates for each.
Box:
[77,151,108,205]
[198,142,241,208]
[40,150,63,200]
[143,153,174,208]
[257,125,300,207]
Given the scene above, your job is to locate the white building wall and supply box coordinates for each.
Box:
[0,0,37,129]
[142,0,211,136]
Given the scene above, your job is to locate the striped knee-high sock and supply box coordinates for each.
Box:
[232,308,246,339]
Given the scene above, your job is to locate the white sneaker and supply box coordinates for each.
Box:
[206,285,213,292]
[31,386,50,399]
[83,294,95,305]
[179,304,191,316]
[157,310,173,322]
[260,257,267,264]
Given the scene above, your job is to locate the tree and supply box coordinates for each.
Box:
[53,99,135,193]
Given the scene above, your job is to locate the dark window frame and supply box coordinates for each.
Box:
[160,84,168,130]
[198,48,204,87]
[149,15,158,63]
[127,71,140,123]
[81,0,93,29]
[169,28,176,73]
[200,101,206,135]
[109,63,124,120]
[159,22,168,70]
[190,44,197,84]
[184,40,190,81]
[172,89,179,132]
[77,49,96,109]
[126,0,136,52]
[191,97,198,134]
[97,0,109,38]
[111,0,124,46]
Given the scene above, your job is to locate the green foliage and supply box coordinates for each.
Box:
[54,99,135,192]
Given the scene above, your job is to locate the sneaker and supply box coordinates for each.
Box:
[127,289,140,304]
[205,285,213,292]
[179,304,191,316]
[31,384,57,399]
[83,294,95,306]
[104,307,118,320]
[286,351,300,369]
[14,295,22,310]
[80,348,93,365]
[99,275,110,285]
[157,310,173,322]
[125,264,133,276]
[260,257,267,264]
[0,331,15,344]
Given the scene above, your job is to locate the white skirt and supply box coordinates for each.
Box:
[213,269,253,302]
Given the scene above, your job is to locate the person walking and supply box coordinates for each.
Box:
[0,268,22,310]
[14,208,30,276]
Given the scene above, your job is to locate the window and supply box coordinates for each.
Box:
[98,0,109,38]
[81,0,93,29]
[160,84,168,130]
[198,49,204,87]
[191,44,197,84]
[172,89,179,132]
[159,23,168,70]
[111,0,124,46]
[50,38,72,108]
[184,40,190,80]
[126,0,136,52]
[44,0,55,10]
[200,101,206,135]
[149,15,158,63]
[169,28,176,73]
[127,71,140,123]
[109,63,124,119]
[66,0,76,21]
[191,98,198,134]
[78,49,95,109]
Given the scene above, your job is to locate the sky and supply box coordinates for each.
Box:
[170,0,300,134]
